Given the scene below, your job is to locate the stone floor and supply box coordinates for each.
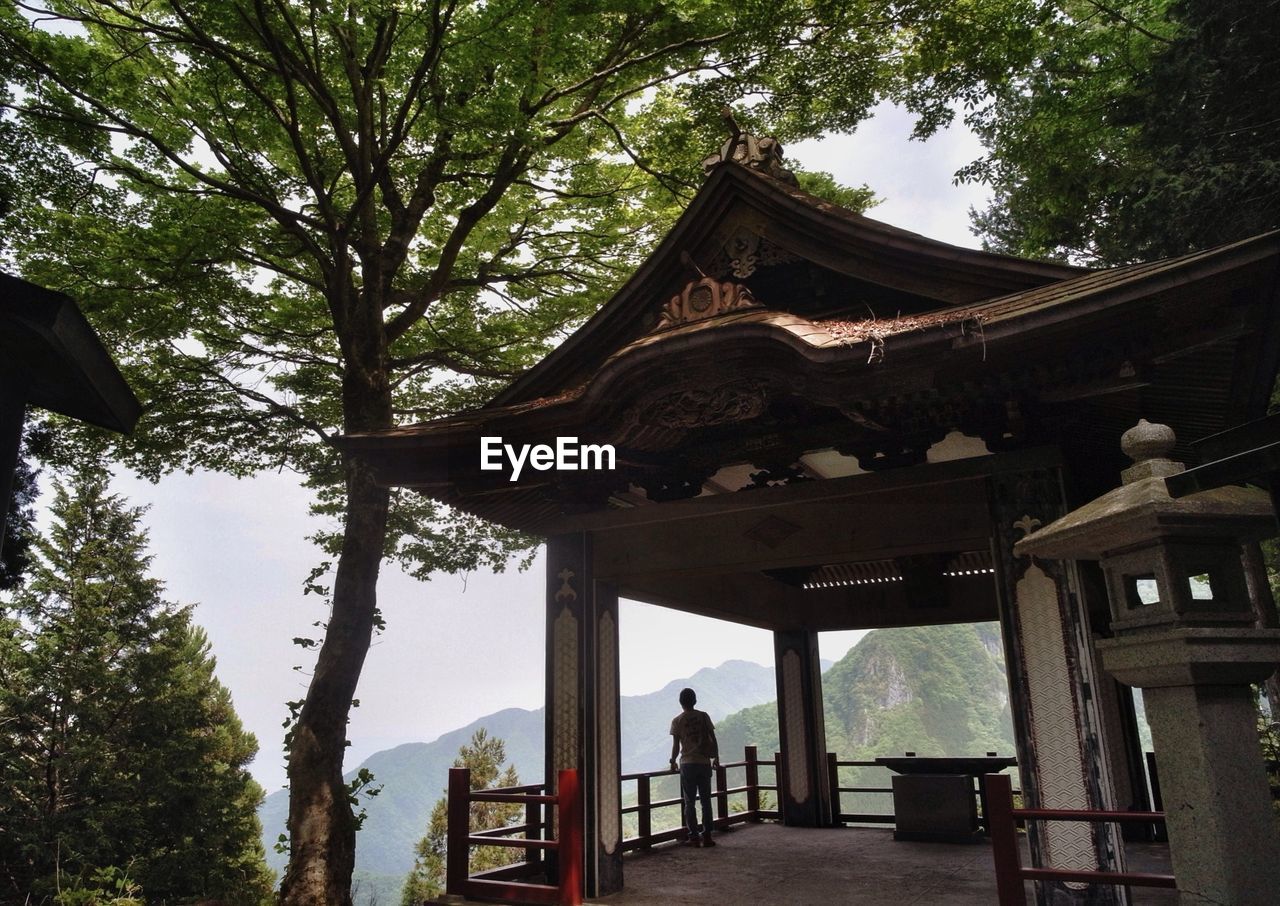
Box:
[588,823,1177,905]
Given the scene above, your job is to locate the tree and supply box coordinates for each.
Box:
[893,0,1280,264]
[0,466,275,904]
[0,2,895,899]
[0,428,39,591]
[401,729,521,906]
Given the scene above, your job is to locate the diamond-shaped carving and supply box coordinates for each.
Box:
[743,515,803,549]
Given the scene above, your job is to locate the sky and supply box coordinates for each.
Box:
[72,100,994,794]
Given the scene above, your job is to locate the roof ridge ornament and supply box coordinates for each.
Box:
[655,276,762,332]
[702,106,799,186]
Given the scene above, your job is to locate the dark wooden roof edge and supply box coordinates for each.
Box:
[738,165,1084,280]
[0,273,142,433]
[492,164,1084,408]
[952,229,1280,346]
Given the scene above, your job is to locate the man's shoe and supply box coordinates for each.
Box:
[702,834,716,847]
[686,835,703,847]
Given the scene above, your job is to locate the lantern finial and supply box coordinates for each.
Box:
[1120,419,1183,483]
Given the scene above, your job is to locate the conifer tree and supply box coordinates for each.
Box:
[401,729,521,905]
[0,467,274,903]
[0,430,40,591]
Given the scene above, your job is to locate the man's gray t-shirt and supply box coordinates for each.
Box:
[670,709,717,765]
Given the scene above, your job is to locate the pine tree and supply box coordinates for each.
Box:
[401,729,521,905]
[0,428,41,590]
[0,466,274,903]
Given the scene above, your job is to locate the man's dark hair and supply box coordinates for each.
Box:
[679,687,696,708]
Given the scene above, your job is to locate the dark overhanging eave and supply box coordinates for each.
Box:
[1,272,141,432]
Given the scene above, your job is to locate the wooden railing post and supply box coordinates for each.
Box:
[986,773,1027,906]
[714,761,729,823]
[524,786,542,868]
[446,767,471,896]
[775,751,786,821]
[637,774,652,848]
[744,746,760,820]
[557,769,583,906]
[827,752,841,827]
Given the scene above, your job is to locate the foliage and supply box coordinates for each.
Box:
[401,729,521,906]
[0,0,892,556]
[717,624,1014,819]
[895,0,1280,264]
[50,865,143,906]
[718,623,1014,762]
[0,425,48,590]
[1259,699,1280,816]
[0,466,274,904]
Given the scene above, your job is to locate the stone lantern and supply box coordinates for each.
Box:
[1015,420,1280,906]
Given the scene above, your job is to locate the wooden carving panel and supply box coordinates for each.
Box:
[645,380,769,430]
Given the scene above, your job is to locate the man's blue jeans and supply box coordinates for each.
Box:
[680,763,713,837]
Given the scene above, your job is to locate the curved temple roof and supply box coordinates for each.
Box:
[339,162,1280,535]
[493,163,1083,408]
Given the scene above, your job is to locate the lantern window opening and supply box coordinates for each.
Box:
[1187,572,1216,602]
[1126,575,1162,608]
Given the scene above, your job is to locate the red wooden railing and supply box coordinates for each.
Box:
[985,773,1176,905]
[446,767,582,906]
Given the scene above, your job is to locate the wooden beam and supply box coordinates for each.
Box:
[591,477,992,582]
[540,447,1061,535]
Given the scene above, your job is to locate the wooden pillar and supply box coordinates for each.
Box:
[987,469,1124,905]
[544,532,622,897]
[772,628,831,827]
[1078,564,1154,839]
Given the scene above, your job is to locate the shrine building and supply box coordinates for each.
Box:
[340,136,1280,904]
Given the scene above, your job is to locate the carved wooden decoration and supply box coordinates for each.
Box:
[655,277,762,332]
[646,380,768,430]
[703,228,802,279]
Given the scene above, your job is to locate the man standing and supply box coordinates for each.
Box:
[669,687,720,847]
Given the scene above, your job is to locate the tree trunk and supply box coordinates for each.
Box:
[279,455,389,905]
[280,320,393,904]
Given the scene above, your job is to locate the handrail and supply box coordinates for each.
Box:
[446,767,582,906]
[985,773,1175,905]
[621,747,1013,842]
[620,745,780,852]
